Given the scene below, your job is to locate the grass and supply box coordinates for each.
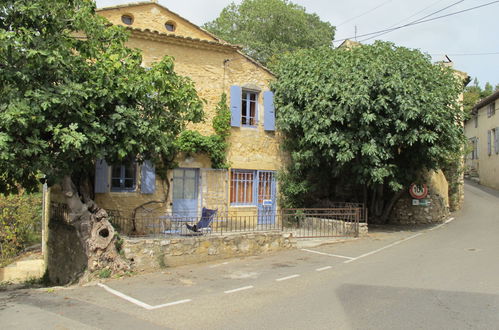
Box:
[98,268,112,279]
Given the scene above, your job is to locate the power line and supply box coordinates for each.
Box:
[430,52,499,56]
[359,0,465,42]
[337,0,393,27]
[334,0,499,43]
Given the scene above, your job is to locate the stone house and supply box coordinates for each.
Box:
[89,1,284,232]
[465,90,499,189]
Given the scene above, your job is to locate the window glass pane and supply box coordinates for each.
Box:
[173,179,183,199]
[124,164,135,179]
[111,178,121,188]
[173,169,184,179]
[242,99,248,125]
[124,179,134,189]
[184,178,197,199]
[249,100,256,125]
[185,169,196,178]
[112,166,121,178]
[250,93,257,101]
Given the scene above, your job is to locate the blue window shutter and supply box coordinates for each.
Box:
[141,160,156,194]
[488,130,492,155]
[263,91,275,131]
[230,85,242,127]
[95,159,109,193]
[495,128,499,154]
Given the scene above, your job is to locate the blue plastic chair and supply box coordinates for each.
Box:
[186,208,217,234]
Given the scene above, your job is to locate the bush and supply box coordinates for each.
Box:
[0,192,42,267]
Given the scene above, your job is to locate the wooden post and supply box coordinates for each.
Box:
[42,184,51,272]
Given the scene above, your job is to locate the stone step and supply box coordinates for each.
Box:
[0,259,45,283]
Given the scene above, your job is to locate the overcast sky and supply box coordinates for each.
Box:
[95,0,499,88]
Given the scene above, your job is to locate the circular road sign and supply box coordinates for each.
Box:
[409,183,428,199]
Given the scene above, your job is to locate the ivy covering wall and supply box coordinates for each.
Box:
[175,93,231,168]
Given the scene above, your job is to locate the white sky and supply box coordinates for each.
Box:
[95,0,499,87]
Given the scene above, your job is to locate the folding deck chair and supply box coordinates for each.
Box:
[185,207,217,234]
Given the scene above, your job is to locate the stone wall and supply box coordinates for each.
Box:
[390,170,450,225]
[123,232,296,270]
[46,218,87,285]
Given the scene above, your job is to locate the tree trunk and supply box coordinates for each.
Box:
[61,175,129,274]
[379,189,405,224]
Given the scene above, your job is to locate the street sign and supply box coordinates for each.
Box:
[413,199,431,206]
[409,183,428,199]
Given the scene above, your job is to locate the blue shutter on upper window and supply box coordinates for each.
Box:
[488,130,492,155]
[263,91,275,131]
[95,159,109,193]
[141,160,156,194]
[230,85,242,127]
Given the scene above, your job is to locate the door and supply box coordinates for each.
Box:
[257,171,276,225]
[173,168,199,220]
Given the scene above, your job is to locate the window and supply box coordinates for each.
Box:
[165,21,176,32]
[242,90,258,126]
[488,102,496,118]
[230,170,254,204]
[470,137,479,160]
[111,163,136,191]
[230,170,275,205]
[121,15,134,25]
[474,113,478,128]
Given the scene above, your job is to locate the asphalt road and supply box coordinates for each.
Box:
[1,182,498,329]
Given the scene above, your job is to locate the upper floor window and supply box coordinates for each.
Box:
[230,86,275,131]
[111,163,136,191]
[488,102,496,118]
[121,15,134,25]
[474,114,478,128]
[242,90,258,127]
[165,21,176,32]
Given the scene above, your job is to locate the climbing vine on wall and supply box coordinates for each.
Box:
[175,93,231,168]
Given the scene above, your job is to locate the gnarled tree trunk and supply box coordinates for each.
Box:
[61,175,129,274]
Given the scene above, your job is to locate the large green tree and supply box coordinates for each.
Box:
[273,42,466,223]
[0,0,203,273]
[203,0,335,67]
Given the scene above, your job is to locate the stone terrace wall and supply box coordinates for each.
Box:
[123,232,296,271]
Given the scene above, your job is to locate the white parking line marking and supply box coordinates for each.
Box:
[98,283,191,310]
[301,249,354,260]
[276,274,300,282]
[224,286,254,294]
[345,233,423,264]
[430,217,455,231]
[149,299,192,310]
[209,262,230,268]
[316,266,333,272]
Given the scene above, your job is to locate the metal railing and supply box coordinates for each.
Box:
[50,203,365,238]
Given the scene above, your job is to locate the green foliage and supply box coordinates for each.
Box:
[0,0,203,193]
[0,192,42,267]
[114,234,124,253]
[463,78,499,118]
[273,41,466,210]
[175,94,231,169]
[203,0,335,67]
[212,93,231,139]
[98,268,112,279]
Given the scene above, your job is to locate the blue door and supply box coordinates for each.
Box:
[173,168,199,220]
[257,171,276,225]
